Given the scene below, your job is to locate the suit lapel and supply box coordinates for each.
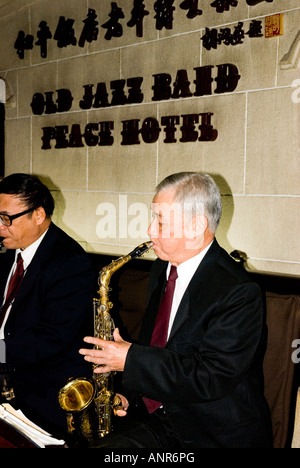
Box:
[168,291,190,342]
[139,265,167,345]
[0,250,15,303]
[11,258,42,311]
[168,239,221,342]
[4,223,58,316]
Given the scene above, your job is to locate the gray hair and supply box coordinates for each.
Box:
[155,172,222,233]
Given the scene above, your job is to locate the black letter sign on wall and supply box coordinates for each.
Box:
[14,1,273,59]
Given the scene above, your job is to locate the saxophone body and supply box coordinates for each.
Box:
[58,241,152,444]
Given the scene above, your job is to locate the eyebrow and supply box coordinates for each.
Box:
[151,208,163,219]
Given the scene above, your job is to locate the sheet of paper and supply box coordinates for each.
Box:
[0,403,65,448]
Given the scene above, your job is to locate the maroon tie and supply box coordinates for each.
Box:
[143,265,178,413]
[0,253,24,327]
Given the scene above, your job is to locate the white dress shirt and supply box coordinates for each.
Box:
[166,241,213,339]
[0,230,48,340]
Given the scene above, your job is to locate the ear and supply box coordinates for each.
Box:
[34,206,47,225]
[193,214,208,235]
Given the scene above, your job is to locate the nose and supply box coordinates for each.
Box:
[147,218,157,238]
[147,222,152,238]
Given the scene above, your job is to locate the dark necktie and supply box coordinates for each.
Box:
[0,253,24,328]
[143,265,178,413]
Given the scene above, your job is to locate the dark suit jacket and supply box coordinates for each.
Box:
[122,239,273,448]
[0,223,95,436]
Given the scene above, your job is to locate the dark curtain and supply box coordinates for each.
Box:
[0,103,4,177]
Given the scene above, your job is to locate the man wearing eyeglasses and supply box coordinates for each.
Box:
[0,173,95,439]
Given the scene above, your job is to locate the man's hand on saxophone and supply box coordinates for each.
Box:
[79,328,131,373]
[79,328,131,418]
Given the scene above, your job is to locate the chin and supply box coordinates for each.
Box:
[154,251,170,263]
[152,245,163,259]
[2,239,15,249]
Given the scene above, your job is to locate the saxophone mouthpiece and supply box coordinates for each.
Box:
[130,241,153,259]
[0,238,4,251]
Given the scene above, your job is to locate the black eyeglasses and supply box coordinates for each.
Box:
[0,208,34,227]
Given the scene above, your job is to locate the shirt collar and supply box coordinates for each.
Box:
[15,229,48,270]
[166,240,214,283]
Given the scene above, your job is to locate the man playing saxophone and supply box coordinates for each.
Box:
[80,172,273,448]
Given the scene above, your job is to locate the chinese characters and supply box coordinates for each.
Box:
[14,0,271,59]
[201,20,263,50]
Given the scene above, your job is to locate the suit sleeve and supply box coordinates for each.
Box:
[122,281,264,404]
[6,253,95,366]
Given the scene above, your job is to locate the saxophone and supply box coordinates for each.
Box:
[58,241,152,444]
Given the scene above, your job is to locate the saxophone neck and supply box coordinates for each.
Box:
[97,241,153,297]
[97,254,131,297]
